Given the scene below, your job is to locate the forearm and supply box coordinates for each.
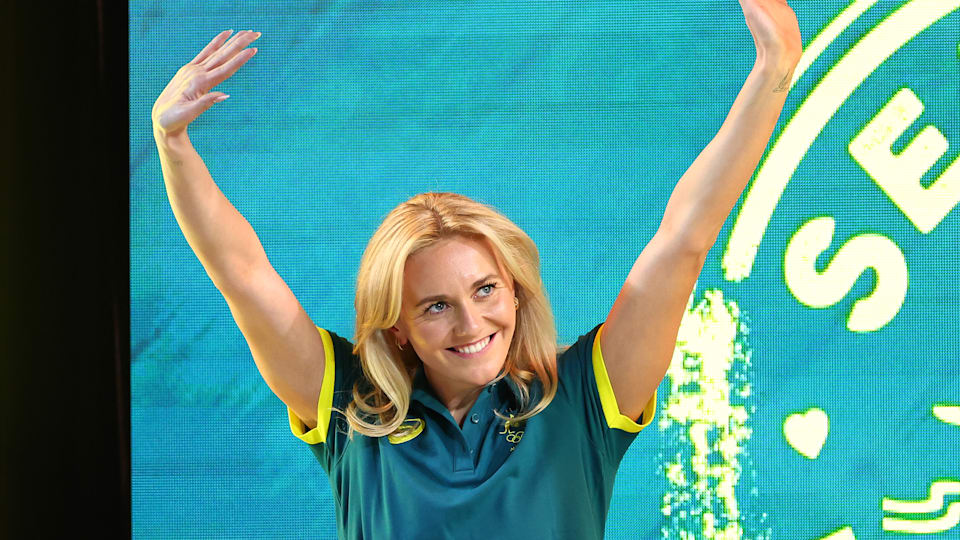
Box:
[155,127,271,292]
[658,55,798,253]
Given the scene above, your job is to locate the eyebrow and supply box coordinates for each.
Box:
[414,274,499,308]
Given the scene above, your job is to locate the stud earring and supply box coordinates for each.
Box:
[513,297,519,310]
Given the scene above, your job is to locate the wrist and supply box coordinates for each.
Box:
[755,45,801,72]
[753,53,800,92]
[153,125,190,149]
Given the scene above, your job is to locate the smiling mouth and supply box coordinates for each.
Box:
[448,333,496,356]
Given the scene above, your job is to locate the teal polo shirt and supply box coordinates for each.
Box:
[289,322,657,539]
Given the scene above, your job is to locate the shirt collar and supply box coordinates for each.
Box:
[410,363,524,413]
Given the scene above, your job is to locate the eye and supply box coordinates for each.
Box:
[426,301,447,314]
[477,283,496,297]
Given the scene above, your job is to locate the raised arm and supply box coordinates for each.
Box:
[601,1,803,420]
[153,30,326,429]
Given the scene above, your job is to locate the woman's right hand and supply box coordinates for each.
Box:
[152,29,261,138]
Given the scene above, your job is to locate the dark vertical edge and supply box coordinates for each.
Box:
[1,0,130,536]
[103,0,132,537]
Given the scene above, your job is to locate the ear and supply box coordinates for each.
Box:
[389,324,407,345]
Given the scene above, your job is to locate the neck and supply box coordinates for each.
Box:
[423,368,485,426]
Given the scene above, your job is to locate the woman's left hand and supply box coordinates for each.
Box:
[739,0,802,64]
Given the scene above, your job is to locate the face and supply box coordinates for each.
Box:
[391,235,517,401]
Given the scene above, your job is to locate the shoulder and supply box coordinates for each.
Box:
[322,328,367,388]
[554,323,603,392]
[287,327,365,448]
[557,323,603,364]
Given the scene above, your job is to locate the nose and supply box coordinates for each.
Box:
[455,301,483,336]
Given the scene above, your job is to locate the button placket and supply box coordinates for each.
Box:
[455,389,498,471]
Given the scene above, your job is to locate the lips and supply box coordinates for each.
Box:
[448,333,495,356]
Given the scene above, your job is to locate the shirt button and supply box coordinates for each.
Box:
[470,413,480,424]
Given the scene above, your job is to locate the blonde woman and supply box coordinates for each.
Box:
[152,1,800,537]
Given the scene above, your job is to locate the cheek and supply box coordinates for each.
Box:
[409,318,450,347]
[494,305,517,357]
[492,299,517,328]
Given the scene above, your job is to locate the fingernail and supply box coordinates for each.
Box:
[215,95,230,103]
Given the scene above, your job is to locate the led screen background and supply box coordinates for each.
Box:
[130,1,960,537]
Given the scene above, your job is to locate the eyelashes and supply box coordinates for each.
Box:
[424,282,498,315]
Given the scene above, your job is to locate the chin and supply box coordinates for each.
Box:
[463,355,507,388]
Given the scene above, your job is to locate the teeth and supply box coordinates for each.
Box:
[454,335,490,354]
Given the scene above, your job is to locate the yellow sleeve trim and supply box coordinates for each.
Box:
[592,324,658,433]
[287,327,337,445]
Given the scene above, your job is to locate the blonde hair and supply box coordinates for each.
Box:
[335,192,558,439]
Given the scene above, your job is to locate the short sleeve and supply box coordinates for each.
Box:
[557,323,658,464]
[286,327,363,470]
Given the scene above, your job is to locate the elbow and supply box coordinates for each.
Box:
[654,224,714,262]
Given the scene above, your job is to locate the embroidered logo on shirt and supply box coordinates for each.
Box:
[499,413,525,451]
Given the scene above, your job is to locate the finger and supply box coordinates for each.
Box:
[189,30,233,65]
[220,29,253,50]
[190,92,231,120]
[203,30,260,71]
[202,30,254,70]
[206,47,258,89]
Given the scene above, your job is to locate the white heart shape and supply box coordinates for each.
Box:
[783,407,829,459]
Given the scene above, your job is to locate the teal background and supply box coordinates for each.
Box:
[130,1,960,537]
